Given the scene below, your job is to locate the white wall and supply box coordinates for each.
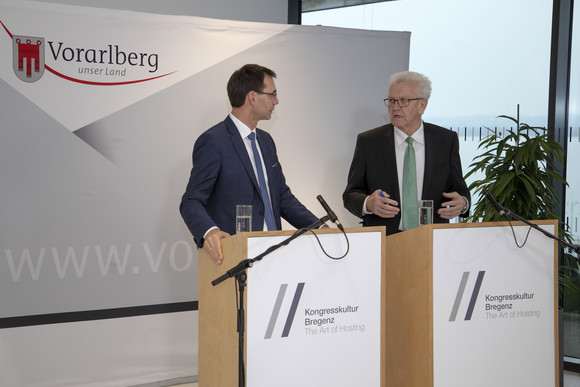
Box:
[33,0,289,24]
[0,312,198,387]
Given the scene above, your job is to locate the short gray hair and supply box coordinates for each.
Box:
[389,71,432,100]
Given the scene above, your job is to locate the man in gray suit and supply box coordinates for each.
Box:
[343,71,470,235]
[180,64,320,264]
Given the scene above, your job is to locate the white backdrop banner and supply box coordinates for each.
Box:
[0,1,409,322]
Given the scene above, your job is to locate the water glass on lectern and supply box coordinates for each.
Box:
[419,200,434,225]
[236,205,252,233]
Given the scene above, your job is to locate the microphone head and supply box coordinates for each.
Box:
[483,187,506,217]
[317,194,339,224]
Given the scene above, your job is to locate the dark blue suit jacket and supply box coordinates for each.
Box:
[180,116,319,248]
[343,122,471,235]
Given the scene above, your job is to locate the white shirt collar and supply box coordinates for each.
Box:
[229,113,254,139]
[394,122,425,146]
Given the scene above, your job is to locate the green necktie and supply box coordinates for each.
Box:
[403,137,419,230]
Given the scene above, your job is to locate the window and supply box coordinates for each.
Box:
[302,0,552,160]
[563,0,580,365]
[303,0,580,368]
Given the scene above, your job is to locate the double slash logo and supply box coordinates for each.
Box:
[264,282,305,339]
[449,271,485,322]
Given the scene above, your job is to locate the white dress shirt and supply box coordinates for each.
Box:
[362,123,426,231]
[229,113,272,231]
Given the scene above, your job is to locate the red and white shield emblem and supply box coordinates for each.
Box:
[13,35,45,82]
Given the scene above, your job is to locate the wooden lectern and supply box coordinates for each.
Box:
[198,227,386,387]
[384,221,558,387]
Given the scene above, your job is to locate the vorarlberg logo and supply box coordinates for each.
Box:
[264,283,305,339]
[449,271,486,322]
[13,35,44,82]
[2,19,175,85]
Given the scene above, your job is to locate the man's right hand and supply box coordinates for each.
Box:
[203,228,231,265]
[366,189,400,218]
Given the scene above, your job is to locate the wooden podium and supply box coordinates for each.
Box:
[384,221,559,387]
[198,227,386,387]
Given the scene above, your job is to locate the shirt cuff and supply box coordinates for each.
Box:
[203,226,219,241]
[362,196,372,215]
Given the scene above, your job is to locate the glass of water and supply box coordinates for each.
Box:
[419,200,433,225]
[236,205,252,233]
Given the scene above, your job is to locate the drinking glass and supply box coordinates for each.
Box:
[236,205,252,233]
[419,200,434,225]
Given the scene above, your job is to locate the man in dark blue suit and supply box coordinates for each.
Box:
[343,71,470,235]
[180,64,321,264]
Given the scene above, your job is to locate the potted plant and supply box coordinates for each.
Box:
[464,105,578,278]
[464,104,566,224]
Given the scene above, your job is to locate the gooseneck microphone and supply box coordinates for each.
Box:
[483,187,507,218]
[317,195,344,232]
[480,187,580,257]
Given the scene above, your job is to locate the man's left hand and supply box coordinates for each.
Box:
[438,192,468,219]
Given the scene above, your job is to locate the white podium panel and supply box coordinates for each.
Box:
[433,224,556,387]
[246,231,383,387]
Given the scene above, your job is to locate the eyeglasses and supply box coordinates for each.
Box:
[254,90,278,98]
[384,98,423,107]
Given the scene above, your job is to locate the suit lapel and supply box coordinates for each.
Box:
[422,123,434,199]
[225,117,260,191]
[382,125,400,202]
[255,129,279,211]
